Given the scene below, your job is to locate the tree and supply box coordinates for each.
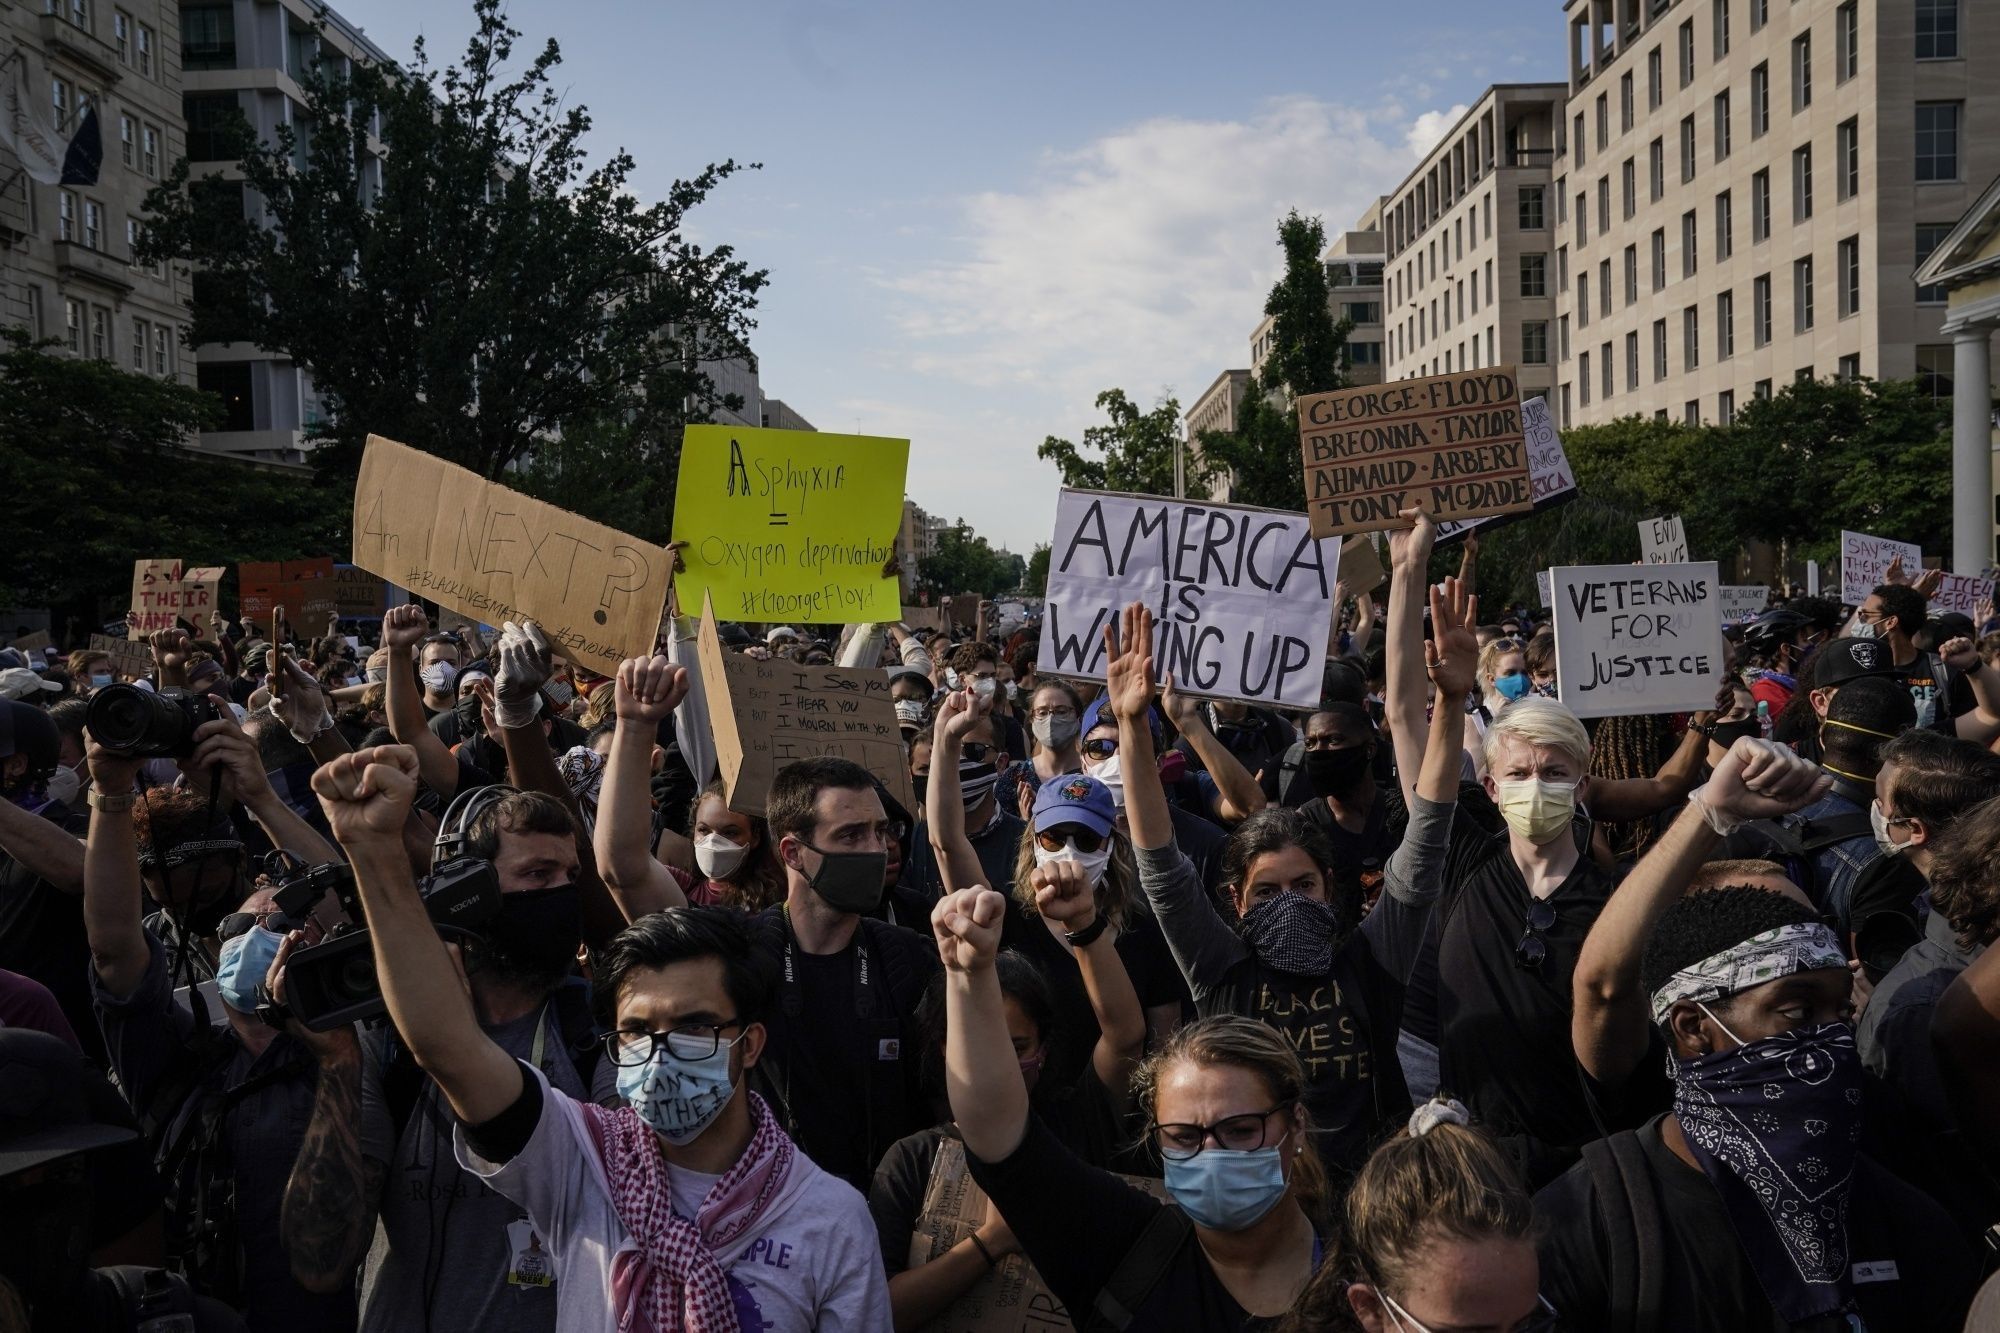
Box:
[140,0,766,529]
[917,525,1018,599]
[0,331,345,634]
[1038,389,1203,498]
[1025,544,1051,596]
[1197,210,1353,512]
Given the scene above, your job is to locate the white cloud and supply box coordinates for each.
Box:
[874,95,1474,551]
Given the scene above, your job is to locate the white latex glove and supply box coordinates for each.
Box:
[494,620,552,730]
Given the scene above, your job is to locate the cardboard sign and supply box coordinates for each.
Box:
[332,565,388,619]
[948,594,981,630]
[696,598,915,817]
[1931,572,1995,619]
[89,633,153,680]
[1037,489,1333,710]
[129,560,224,639]
[1638,516,1689,564]
[1338,534,1388,594]
[1297,367,1533,538]
[671,425,908,624]
[351,435,671,672]
[1839,530,1921,606]
[9,630,51,655]
[1434,396,1575,543]
[1536,569,1553,608]
[239,557,338,630]
[1552,562,1724,718]
[908,1137,1166,1333]
[1718,586,1771,624]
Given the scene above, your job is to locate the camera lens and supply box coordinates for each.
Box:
[85,684,192,756]
[335,950,379,1004]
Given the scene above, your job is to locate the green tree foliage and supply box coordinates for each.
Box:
[140,0,765,540]
[917,525,1021,599]
[0,331,344,632]
[1038,389,1203,498]
[1025,544,1051,596]
[1197,210,1353,513]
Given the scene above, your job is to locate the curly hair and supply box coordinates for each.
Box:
[1639,885,1819,1004]
[1924,794,2000,949]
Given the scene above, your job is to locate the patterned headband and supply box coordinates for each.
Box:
[1649,922,1847,1025]
[139,837,246,871]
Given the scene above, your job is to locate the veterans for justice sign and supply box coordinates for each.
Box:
[1552,562,1724,718]
[1297,368,1534,539]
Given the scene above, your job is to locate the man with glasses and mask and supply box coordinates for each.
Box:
[747,757,939,1188]
[1850,581,2000,741]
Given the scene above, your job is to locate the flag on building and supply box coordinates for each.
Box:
[0,49,102,187]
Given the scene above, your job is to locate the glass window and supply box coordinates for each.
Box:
[1626,330,1640,390]
[1751,169,1771,241]
[1622,158,1636,219]
[1685,400,1701,425]
[1579,272,1591,329]
[1601,341,1614,397]
[1682,210,1698,277]
[1652,228,1667,290]
[1598,177,1610,234]
[1755,377,1773,401]
[1792,33,1812,111]
[1716,190,1733,261]
[1753,273,1773,345]
[57,190,74,242]
[119,115,134,168]
[1560,313,1571,360]
[113,9,129,61]
[1624,244,1638,305]
[1519,185,1545,229]
[90,306,108,359]
[1653,319,1669,379]
[1621,72,1634,132]
[1750,0,1767,30]
[1750,62,1770,137]
[1714,92,1731,161]
[1836,118,1859,201]
[1649,137,1664,200]
[181,5,236,70]
[130,317,147,371]
[1596,92,1608,152]
[1839,353,1861,381]
[1838,236,1860,316]
[64,297,82,353]
[184,93,240,162]
[1793,146,1813,221]
[1713,0,1730,57]
[1794,256,1815,332]
[1523,322,1549,365]
[1684,305,1700,370]
[1916,345,1953,397]
[1580,351,1592,405]
[1719,390,1735,425]
[1836,2,1859,79]
[1680,115,1696,182]
[1916,0,1958,60]
[1648,46,1663,109]
[1916,223,1954,304]
[136,24,152,77]
[141,124,157,178]
[1600,259,1611,317]
[1520,253,1548,299]
[82,199,100,250]
[1718,289,1736,358]
[124,216,138,259]
[1916,103,1960,182]
[1679,19,1696,86]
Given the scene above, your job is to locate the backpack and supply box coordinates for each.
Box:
[1085,1205,1194,1332]
[1581,1132,1666,1333]
[1722,811,1874,911]
[95,1264,249,1333]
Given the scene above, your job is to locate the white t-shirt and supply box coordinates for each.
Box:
[455,1065,891,1333]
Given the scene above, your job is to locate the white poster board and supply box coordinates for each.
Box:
[1839,530,1921,607]
[1434,396,1575,542]
[1638,516,1690,565]
[1038,489,1334,709]
[1806,560,1820,597]
[1536,569,1554,608]
[1718,586,1771,624]
[1552,562,1724,718]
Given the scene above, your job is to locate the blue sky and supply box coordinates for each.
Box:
[336,0,1558,552]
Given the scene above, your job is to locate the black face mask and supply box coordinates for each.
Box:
[454,694,484,734]
[803,844,887,915]
[1709,717,1761,749]
[911,774,928,805]
[1304,744,1371,797]
[480,884,581,985]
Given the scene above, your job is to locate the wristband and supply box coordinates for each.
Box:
[1064,915,1110,949]
[1687,784,1747,837]
[87,789,136,813]
[968,1233,998,1269]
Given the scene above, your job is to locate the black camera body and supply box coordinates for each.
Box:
[85,685,220,759]
[282,857,503,1031]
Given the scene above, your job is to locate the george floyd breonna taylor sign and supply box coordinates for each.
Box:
[1551,561,1724,718]
[1296,367,1534,539]
[1037,489,1334,710]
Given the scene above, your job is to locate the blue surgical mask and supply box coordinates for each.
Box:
[90,673,114,689]
[617,1036,741,1145]
[1494,671,1530,701]
[215,925,284,1014]
[1162,1138,1291,1231]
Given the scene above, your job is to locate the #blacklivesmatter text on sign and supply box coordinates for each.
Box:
[1297,368,1534,539]
[1551,562,1724,718]
[1037,489,1333,710]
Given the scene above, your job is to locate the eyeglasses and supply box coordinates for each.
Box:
[1035,824,1106,854]
[961,742,994,763]
[1151,1105,1286,1160]
[215,907,280,942]
[1516,898,1557,970]
[604,1021,743,1066]
[1081,737,1118,761]
[1380,1290,1560,1333]
[1029,705,1075,721]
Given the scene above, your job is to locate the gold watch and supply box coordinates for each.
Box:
[87,789,136,813]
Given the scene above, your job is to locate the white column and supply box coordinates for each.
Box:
[1952,326,1993,577]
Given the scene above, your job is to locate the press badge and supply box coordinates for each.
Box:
[506,1220,555,1289]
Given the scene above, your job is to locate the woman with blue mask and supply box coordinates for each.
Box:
[937,876,1330,1328]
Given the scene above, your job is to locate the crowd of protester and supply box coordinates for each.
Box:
[6,515,2000,1330]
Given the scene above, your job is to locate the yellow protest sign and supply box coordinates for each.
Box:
[671,425,907,624]
[350,435,672,673]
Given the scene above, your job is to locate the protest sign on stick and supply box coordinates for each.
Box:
[1433,396,1574,543]
[1638,516,1689,564]
[129,560,224,639]
[1839,530,1921,606]
[351,435,671,673]
[672,426,908,624]
[1717,586,1772,624]
[1552,562,1723,718]
[1037,489,1333,710]
[696,597,915,818]
[1297,367,1533,538]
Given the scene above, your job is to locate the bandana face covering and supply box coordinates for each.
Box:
[1673,1020,1865,1324]
[1239,891,1340,977]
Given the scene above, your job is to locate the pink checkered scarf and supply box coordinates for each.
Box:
[579,1092,795,1333]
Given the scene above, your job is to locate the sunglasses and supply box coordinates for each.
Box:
[1516,898,1556,970]
[1081,737,1118,761]
[961,742,994,763]
[1035,825,1106,855]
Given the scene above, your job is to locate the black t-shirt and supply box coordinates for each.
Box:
[1535,1116,1978,1332]
[0,797,99,1061]
[900,811,1025,910]
[1404,815,1615,1147]
[967,1115,1320,1331]
[1899,651,1976,735]
[749,911,940,1189]
[1169,804,1229,901]
[1300,792,1397,907]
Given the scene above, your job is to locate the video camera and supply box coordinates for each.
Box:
[85,685,220,759]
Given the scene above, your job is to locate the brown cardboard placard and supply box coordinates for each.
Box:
[1337,534,1388,594]
[948,593,981,629]
[89,633,154,680]
[907,1138,1167,1332]
[350,435,672,673]
[697,596,915,817]
[9,630,52,655]
[1297,367,1533,538]
[239,557,338,630]
[332,566,388,619]
[129,560,225,640]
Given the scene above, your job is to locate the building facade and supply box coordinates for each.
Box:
[1553,0,2000,429]
[2,0,193,384]
[1383,83,1567,403]
[1326,200,1387,386]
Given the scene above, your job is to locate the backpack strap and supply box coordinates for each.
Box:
[1087,1204,1194,1332]
[1278,741,1304,802]
[1583,1132,1666,1333]
[1791,812,1874,854]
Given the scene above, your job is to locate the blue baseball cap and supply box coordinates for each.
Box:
[1080,695,1162,744]
[1031,772,1117,839]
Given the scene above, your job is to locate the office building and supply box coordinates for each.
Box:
[1553,0,1999,429]
[1382,83,1567,403]
[1327,200,1387,386]
[1,0,192,383]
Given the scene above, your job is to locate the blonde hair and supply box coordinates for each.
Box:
[1476,637,1523,693]
[1482,696,1590,774]
[1011,825,1136,929]
[1129,1016,1329,1229]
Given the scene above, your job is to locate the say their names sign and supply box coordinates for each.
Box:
[1638,516,1689,564]
[1552,562,1724,718]
[1839,530,1922,606]
[1433,396,1575,543]
[1038,489,1333,710]
[129,560,224,639]
[1297,367,1533,538]
[695,598,916,818]
[351,435,671,672]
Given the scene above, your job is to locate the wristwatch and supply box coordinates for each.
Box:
[87,789,136,813]
[1064,915,1110,948]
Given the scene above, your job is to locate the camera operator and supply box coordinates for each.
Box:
[81,704,379,1330]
